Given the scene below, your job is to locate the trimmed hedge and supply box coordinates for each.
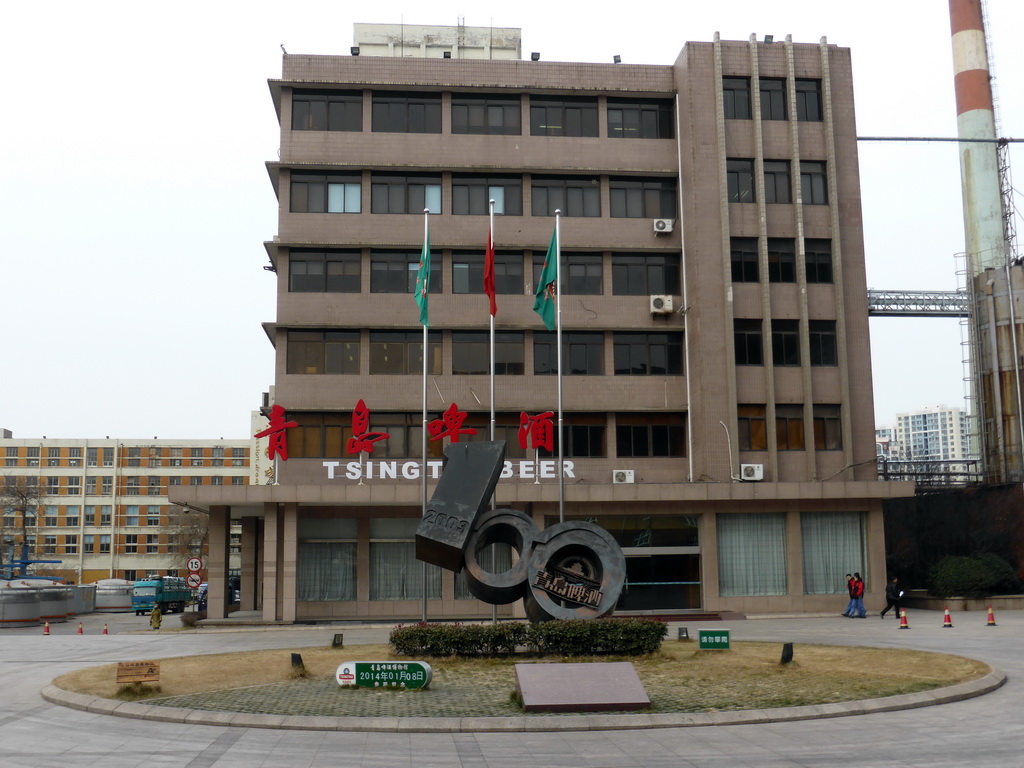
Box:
[928,553,1020,599]
[389,618,667,657]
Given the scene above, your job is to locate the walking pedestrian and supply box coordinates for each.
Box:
[852,572,867,618]
[879,576,903,619]
[842,573,856,617]
[150,606,162,630]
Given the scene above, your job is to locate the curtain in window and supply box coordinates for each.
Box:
[454,544,514,599]
[369,542,441,600]
[801,511,865,595]
[717,513,787,596]
[297,542,356,601]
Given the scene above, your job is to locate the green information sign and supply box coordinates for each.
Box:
[698,629,731,650]
[336,661,433,689]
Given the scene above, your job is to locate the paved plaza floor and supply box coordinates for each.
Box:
[1,608,1021,766]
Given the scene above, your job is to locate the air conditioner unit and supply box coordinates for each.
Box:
[653,218,675,234]
[612,469,635,484]
[650,295,674,314]
[740,463,764,481]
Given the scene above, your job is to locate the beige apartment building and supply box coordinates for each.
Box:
[1,435,251,583]
[177,29,914,623]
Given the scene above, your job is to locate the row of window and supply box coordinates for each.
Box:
[2,447,247,459]
[290,250,680,297]
[14,534,180,556]
[3,504,173,527]
[289,172,677,219]
[1,475,247,496]
[287,330,683,377]
[731,237,833,284]
[289,411,687,460]
[726,159,828,205]
[734,319,838,367]
[722,77,823,122]
[737,405,843,451]
[292,90,675,139]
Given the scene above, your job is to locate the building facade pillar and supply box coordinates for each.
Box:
[281,502,298,623]
[262,502,280,621]
[207,505,230,619]
[239,517,258,612]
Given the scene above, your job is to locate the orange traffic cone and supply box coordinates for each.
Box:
[898,608,910,629]
[986,606,997,626]
[76,622,83,635]
[102,624,108,635]
[43,621,50,636]
[942,608,953,628]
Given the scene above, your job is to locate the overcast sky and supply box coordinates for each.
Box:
[3,0,1022,439]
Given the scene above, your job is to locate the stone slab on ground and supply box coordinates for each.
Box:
[514,661,650,713]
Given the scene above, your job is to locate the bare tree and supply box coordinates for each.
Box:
[165,505,209,572]
[0,475,45,575]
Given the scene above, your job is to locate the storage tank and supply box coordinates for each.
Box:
[0,581,41,628]
[38,582,70,623]
[70,584,96,615]
[94,579,134,613]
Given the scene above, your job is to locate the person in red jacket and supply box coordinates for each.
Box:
[842,573,856,617]
[852,572,867,618]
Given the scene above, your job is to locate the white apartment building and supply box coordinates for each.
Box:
[889,405,974,462]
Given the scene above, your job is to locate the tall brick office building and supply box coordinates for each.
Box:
[177,28,914,622]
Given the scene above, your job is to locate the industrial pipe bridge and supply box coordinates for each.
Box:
[866,289,968,317]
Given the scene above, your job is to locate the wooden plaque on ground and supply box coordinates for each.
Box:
[514,662,650,713]
[116,660,160,684]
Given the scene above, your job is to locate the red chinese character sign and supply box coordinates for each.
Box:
[428,403,477,443]
[254,405,298,461]
[347,399,389,454]
[519,411,554,452]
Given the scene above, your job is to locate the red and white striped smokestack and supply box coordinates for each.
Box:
[949,0,1005,273]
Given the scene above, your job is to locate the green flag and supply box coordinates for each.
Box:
[414,219,431,326]
[533,227,557,331]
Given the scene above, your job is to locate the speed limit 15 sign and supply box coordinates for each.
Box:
[187,557,204,573]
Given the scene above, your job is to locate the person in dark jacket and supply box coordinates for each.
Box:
[842,573,856,617]
[880,576,903,619]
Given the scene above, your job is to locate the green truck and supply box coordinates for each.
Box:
[131,576,191,615]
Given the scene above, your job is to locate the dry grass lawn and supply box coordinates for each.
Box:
[54,640,989,714]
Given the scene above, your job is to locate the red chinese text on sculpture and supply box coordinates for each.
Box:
[519,411,554,452]
[347,399,390,455]
[254,404,299,461]
[428,404,478,443]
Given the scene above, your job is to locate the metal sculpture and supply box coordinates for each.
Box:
[415,440,625,621]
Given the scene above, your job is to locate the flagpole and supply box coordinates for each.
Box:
[487,199,497,625]
[554,210,564,523]
[420,208,429,623]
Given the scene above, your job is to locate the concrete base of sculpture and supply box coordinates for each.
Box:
[514,662,651,713]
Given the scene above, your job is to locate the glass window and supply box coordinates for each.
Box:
[776,405,805,451]
[767,239,796,283]
[763,161,791,204]
[290,173,361,213]
[451,175,523,216]
[537,414,606,458]
[801,161,828,205]
[370,174,441,214]
[452,332,524,375]
[613,332,684,375]
[124,534,138,554]
[289,250,360,293]
[369,518,441,599]
[730,238,759,283]
[616,413,687,457]
[809,320,838,366]
[298,542,357,601]
[451,252,523,295]
[734,319,763,365]
[723,77,751,119]
[370,251,442,294]
[609,178,676,218]
[759,78,787,121]
[287,330,360,375]
[727,159,755,203]
[99,534,111,554]
[530,96,598,137]
[147,506,161,526]
[371,92,441,133]
[805,239,833,283]
[534,331,604,375]
[64,535,78,555]
[801,511,865,594]
[771,320,800,366]
[65,506,79,527]
[717,513,787,596]
[738,405,767,451]
[531,177,601,217]
[368,331,441,375]
[814,405,843,450]
[795,79,823,122]
[611,254,680,295]
[606,98,674,138]
[532,253,602,295]
[451,94,521,135]
[292,89,362,131]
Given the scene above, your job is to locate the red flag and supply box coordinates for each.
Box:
[483,226,497,317]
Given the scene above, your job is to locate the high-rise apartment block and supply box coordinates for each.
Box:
[891,405,973,461]
[178,27,914,622]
